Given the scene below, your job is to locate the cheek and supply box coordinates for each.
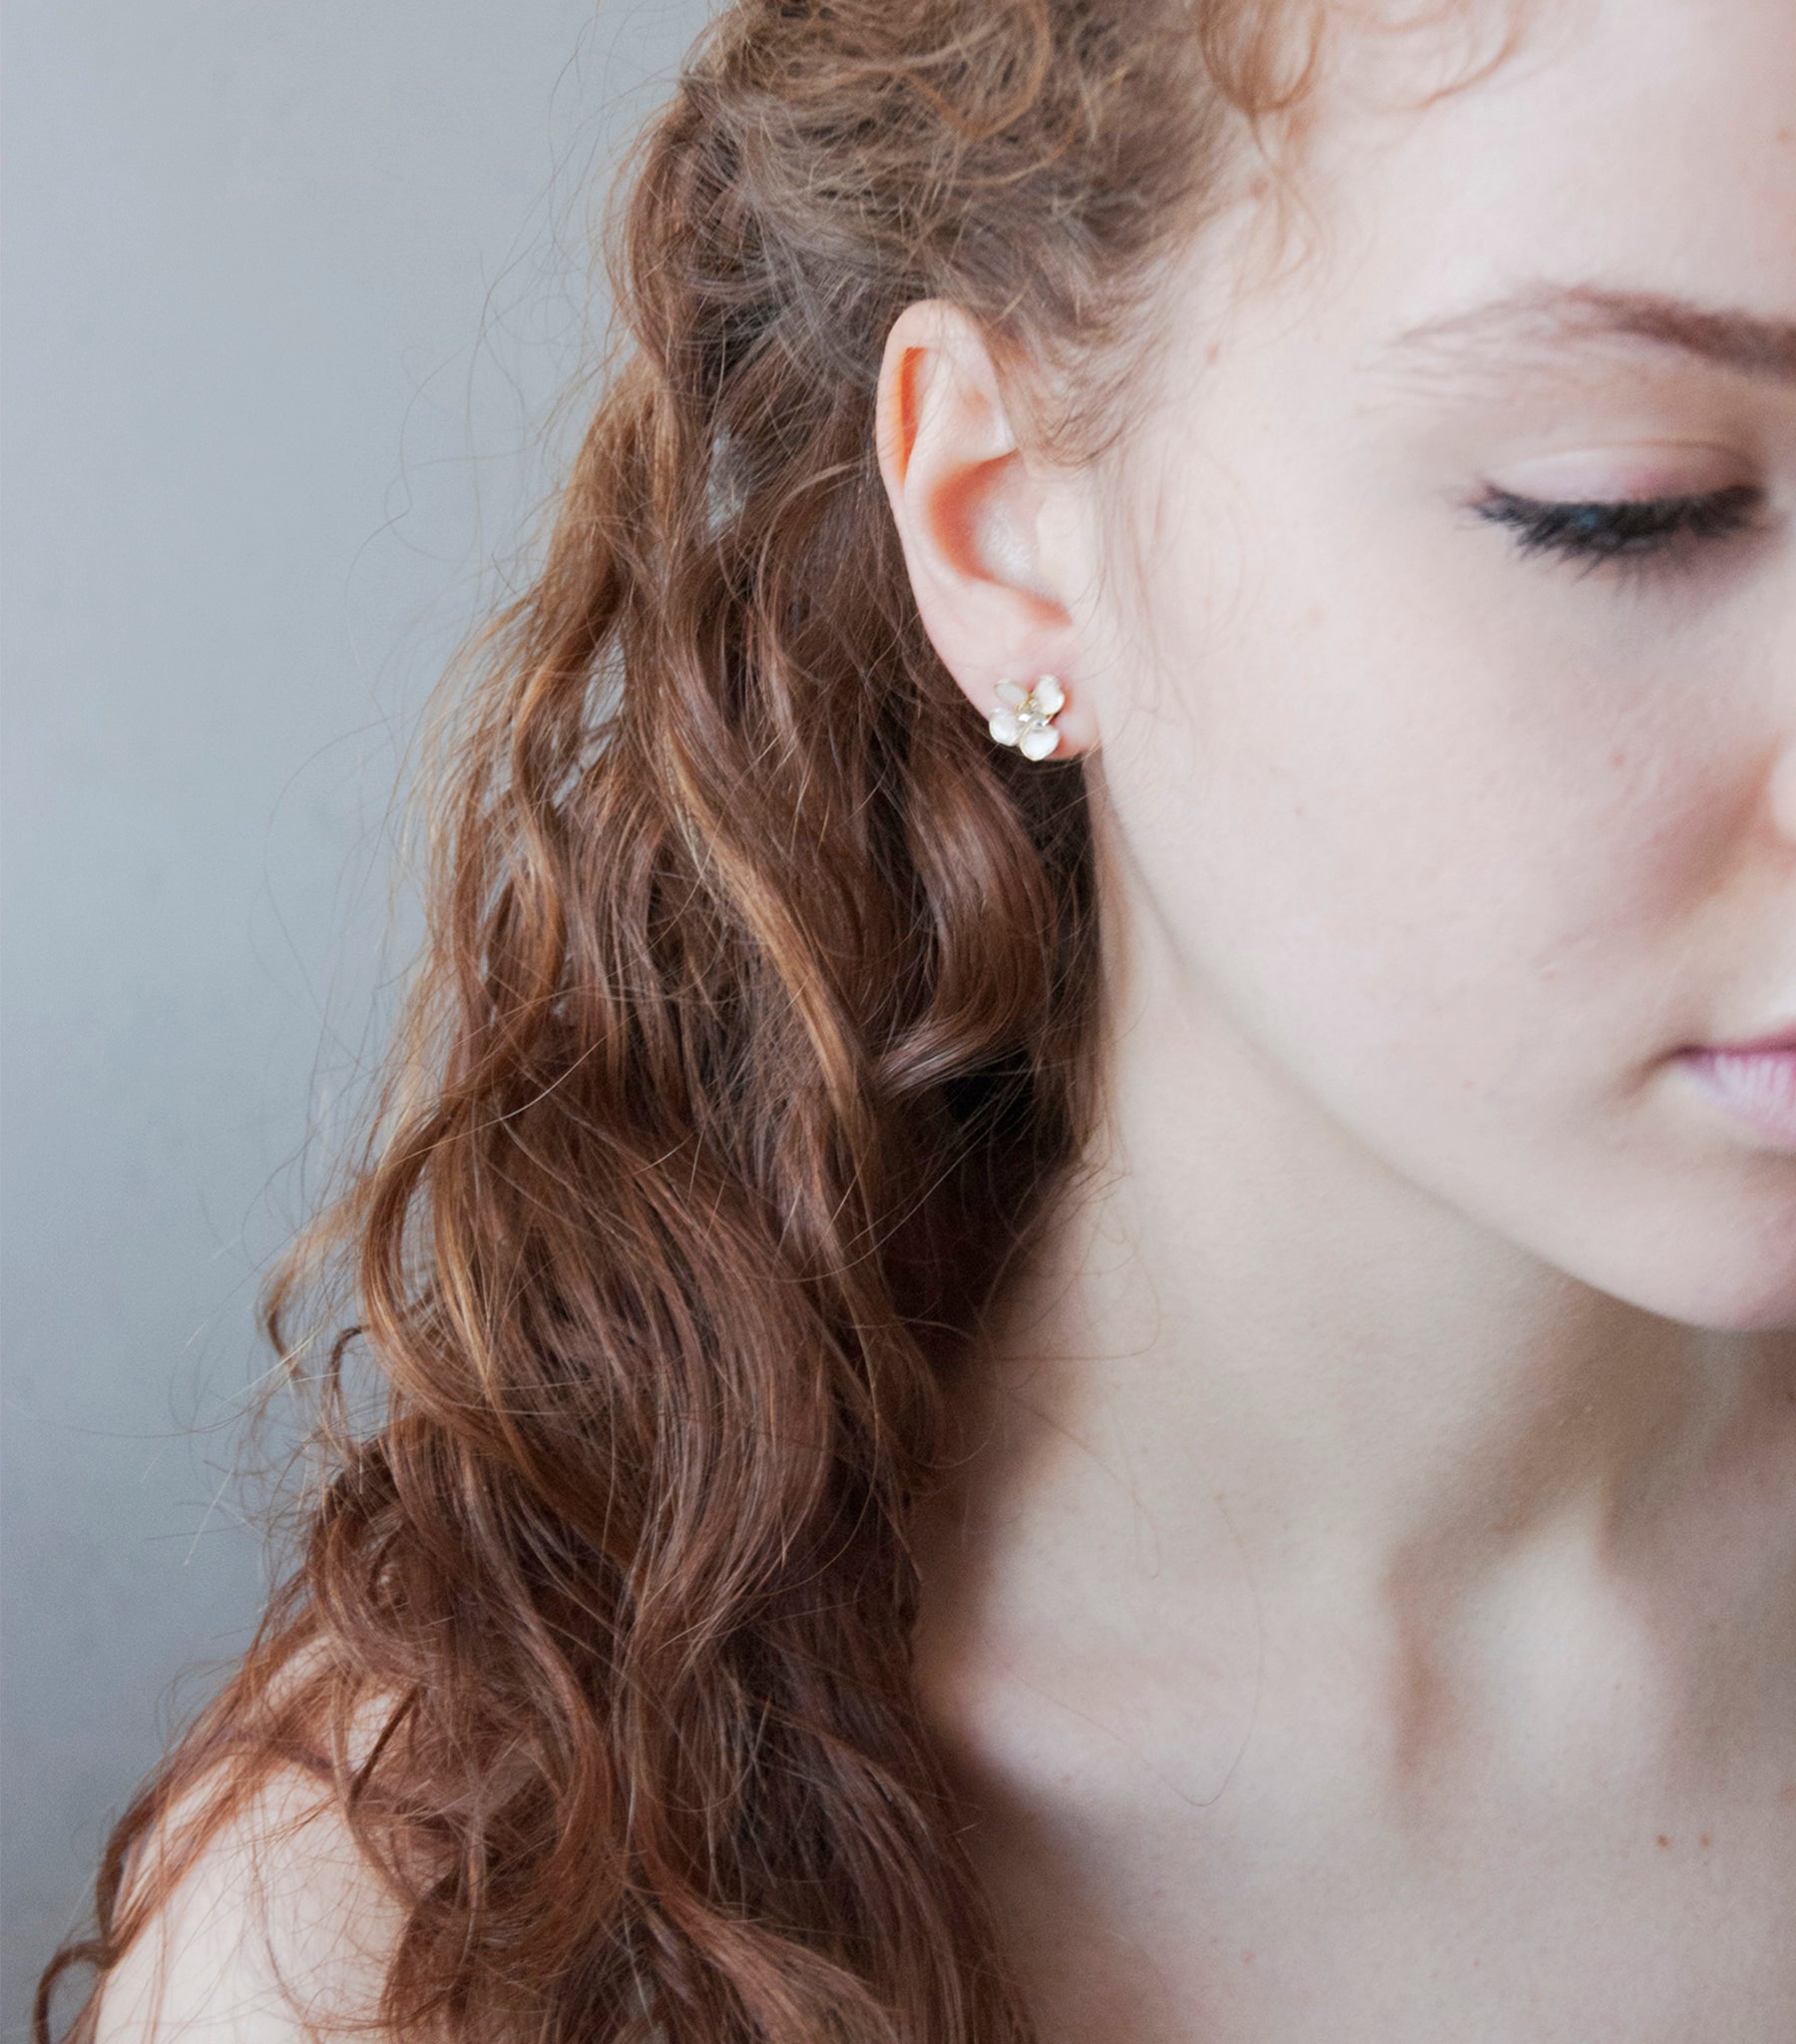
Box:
[1104,515,1719,1127]
[1096,447,1796,1324]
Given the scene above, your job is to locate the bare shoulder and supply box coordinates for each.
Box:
[91,1767,403,2044]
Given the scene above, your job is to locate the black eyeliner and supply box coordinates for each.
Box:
[1472,481,1764,574]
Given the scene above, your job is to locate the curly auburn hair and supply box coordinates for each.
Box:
[40,3,1333,2039]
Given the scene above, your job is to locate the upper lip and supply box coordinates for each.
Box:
[1692,1023,1796,1056]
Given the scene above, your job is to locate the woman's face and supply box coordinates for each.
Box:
[1073,0,1796,1332]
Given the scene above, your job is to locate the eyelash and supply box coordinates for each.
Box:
[1473,482,1764,574]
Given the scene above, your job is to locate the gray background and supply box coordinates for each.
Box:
[1,3,707,2025]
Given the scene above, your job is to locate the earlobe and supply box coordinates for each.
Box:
[875,300,1090,755]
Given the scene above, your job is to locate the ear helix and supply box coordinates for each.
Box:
[986,675,1067,761]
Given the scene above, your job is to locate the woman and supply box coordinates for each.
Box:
[39,0,1796,2037]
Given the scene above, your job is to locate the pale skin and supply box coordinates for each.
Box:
[89,0,1796,2038]
[879,0,1796,2038]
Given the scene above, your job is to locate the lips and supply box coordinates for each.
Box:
[1696,1024,1796,1057]
[1679,1041,1796,1149]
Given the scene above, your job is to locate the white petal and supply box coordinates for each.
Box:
[1019,722,1060,761]
[1031,675,1065,716]
[988,708,1022,746]
[995,679,1027,708]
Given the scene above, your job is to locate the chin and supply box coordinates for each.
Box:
[1578,1218,1796,1336]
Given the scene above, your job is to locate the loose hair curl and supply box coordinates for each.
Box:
[41,3,1321,2039]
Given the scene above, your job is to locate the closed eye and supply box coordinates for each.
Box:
[1473,482,1764,575]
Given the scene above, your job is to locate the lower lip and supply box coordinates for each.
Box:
[1680,1047,1796,1149]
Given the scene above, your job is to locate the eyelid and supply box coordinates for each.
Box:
[1483,442,1755,501]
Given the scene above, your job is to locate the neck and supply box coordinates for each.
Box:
[928,823,1791,1634]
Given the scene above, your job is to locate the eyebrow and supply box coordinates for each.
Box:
[1384,284,1796,388]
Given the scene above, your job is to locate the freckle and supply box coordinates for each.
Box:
[1779,126,1794,146]
[1780,1784,1796,1804]
[1609,749,1627,768]
[1656,1833,1671,1848]
[1700,1834,1712,1848]
[1240,1948,1255,1965]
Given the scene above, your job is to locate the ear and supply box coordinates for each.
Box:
[875,300,1097,756]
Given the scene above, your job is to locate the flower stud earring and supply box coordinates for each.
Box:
[987,674,1067,762]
